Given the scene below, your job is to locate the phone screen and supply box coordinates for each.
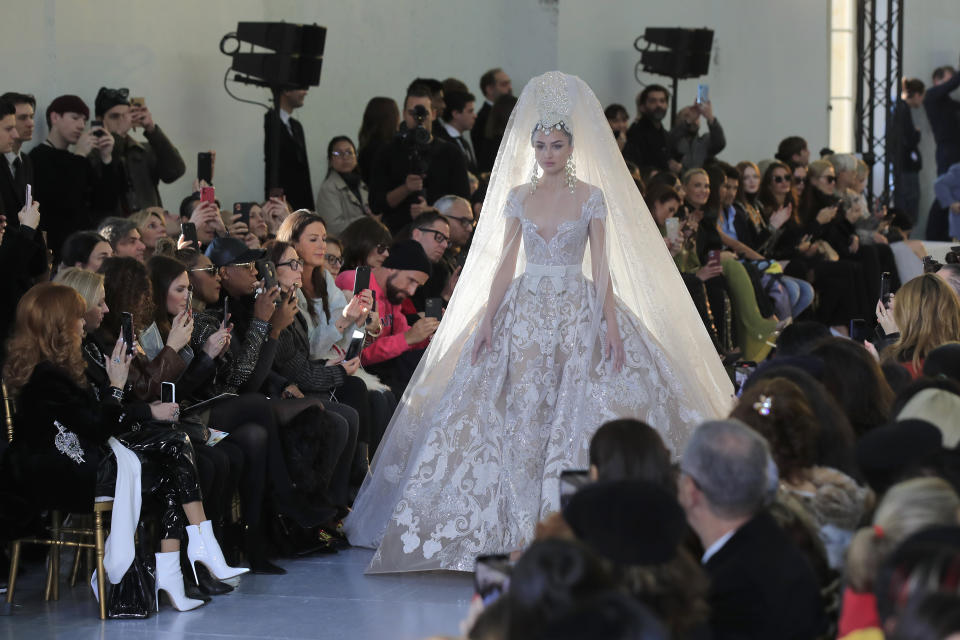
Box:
[559,470,590,510]
[161,382,176,404]
[425,297,443,320]
[696,83,709,104]
[344,328,366,361]
[354,266,371,295]
[180,222,198,246]
[665,217,680,242]
[474,554,512,606]
[120,311,135,356]
[880,272,893,306]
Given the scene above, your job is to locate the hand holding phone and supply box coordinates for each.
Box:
[880,271,893,308]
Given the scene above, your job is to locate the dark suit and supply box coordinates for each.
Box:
[264,109,314,211]
[0,152,33,217]
[472,101,492,172]
[923,72,960,176]
[436,122,478,175]
[704,510,825,640]
[623,116,671,171]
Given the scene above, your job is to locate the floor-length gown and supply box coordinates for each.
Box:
[346,185,718,573]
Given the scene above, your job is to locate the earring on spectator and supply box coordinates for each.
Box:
[565,156,576,193]
[530,161,540,192]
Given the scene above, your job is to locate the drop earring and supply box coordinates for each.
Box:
[530,161,540,192]
[565,156,576,193]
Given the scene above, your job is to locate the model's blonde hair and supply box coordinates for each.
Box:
[845,477,960,591]
[53,267,104,311]
[884,274,960,369]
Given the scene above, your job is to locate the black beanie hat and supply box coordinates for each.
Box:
[924,343,960,384]
[382,239,432,277]
[855,418,943,494]
[94,87,129,117]
[563,480,686,566]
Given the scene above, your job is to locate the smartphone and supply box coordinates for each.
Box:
[222,297,230,326]
[425,297,443,320]
[91,119,107,138]
[474,554,511,606]
[197,152,213,184]
[707,249,721,266]
[696,83,709,105]
[130,97,145,108]
[161,381,176,404]
[25,184,31,211]
[200,186,216,204]
[880,271,893,307]
[186,288,193,315]
[849,318,869,343]
[344,328,366,361]
[233,201,255,227]
[559,469,591,510]
[733,361,757,395]
[256,259,278,291]
[664,217,680,242]
[353,265,371,295]
[268,187,284,199]
[180,222,198,246]
[120,311,135,356]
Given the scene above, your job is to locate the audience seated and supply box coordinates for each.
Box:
[677,419,826,639]
[5,60,960,634]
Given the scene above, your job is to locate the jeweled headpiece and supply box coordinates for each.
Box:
[534,71,572,136]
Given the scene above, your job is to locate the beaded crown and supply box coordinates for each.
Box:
[533,71,572,136]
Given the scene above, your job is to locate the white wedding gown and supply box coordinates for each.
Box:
[347,186,718,573]
[343,71,732,573]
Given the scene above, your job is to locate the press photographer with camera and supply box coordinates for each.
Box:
[368,84,470,235]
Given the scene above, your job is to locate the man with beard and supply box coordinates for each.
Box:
[623,85,681,174]
[334,239,438,396]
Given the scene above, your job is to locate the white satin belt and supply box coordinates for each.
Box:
[523,263,581,294]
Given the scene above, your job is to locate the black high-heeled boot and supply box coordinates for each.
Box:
[180,547,232,596]
[244,525,286,575]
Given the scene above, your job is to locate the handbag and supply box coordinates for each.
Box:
[106,524,156,619]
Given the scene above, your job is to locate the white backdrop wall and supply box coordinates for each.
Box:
[558,0,831,167]
[2,0,957,220]
[1,0,558,209]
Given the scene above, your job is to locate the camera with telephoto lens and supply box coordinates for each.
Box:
[396,104,431,197]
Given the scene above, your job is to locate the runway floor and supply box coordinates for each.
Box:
[0,548,473,639]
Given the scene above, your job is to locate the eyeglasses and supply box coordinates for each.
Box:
[189,266,218,276]
[276,258,305,272]
[772,175,791,184]
[331,149,355,158]
[375,243,389,254]
[417,228,449,245]
[227,261,256,270]
[325,254,344,266]
[445,215,475,228]
[793,176,807,185]
[824,175,837,184]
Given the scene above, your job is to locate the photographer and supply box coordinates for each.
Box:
[368,84,469,235]
[91,87,186,215]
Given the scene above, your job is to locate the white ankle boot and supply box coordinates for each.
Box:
[155,551,204,612]
[186,520,249,583]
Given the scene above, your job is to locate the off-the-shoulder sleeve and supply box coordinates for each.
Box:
[586,187,607,221]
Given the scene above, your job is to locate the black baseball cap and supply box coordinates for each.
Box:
[205,236,264,267]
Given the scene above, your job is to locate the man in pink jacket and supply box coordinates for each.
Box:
[335,240,438,395]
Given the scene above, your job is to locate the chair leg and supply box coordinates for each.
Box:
[43,510,62,601]
[94,509,107,620]
[69,545,82,588]
[5,541,21,605]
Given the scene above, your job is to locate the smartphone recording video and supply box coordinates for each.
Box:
[559,469,591,510]
[474,554,512,606]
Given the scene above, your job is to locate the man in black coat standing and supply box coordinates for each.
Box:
[473,68,512,175]
[889,78,925,223]
[679,419,826,640]
[923,65,960,176]
[264,87,314,211]
[623,85,682,174]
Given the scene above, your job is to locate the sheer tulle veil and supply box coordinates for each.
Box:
[344,71,732,548]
